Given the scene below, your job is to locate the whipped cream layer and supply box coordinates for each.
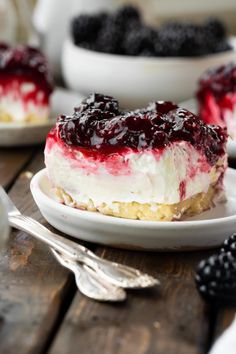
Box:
[0,79,50,122]
[225,104,236,139]
[45,136,226,207]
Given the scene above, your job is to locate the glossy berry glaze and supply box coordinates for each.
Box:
[49,94,227,166]
[0,43,53,106]
[197,62,236,136]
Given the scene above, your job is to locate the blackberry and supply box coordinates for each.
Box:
[147,101,178,114]
[74,93,120,115]
[95,15,125,54]
[214,41,232,54]
[123,26,157,56]
[196,235,236,303]
[158,26,183,56]
[114,5,141,25]
[179,25,207,56]
[71,14,102,45]
[221,234,236,255]
[204,18,226,40]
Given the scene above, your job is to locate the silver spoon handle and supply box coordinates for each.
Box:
[9,214,159,289]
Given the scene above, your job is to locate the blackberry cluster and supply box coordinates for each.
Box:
[196,234,236,303]
[71,5,231,57]
[57,93,227,164]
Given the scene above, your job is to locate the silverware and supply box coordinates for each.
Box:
[1,186,160,290]
[52,249,126,302]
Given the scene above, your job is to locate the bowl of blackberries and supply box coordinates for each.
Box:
[62,5,236,108]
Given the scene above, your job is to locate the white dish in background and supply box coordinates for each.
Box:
[62,37,236,109]
[181,98,236,159]
[33,0,236,77]
[0,88,83,147]
[31,168,236,251]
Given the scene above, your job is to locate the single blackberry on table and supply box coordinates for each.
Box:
[220,234,236,255]
[196,234,236,303]
[123,26,157,56]
[71,14,103,45]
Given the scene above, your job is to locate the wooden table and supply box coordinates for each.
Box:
[0,146,235,354]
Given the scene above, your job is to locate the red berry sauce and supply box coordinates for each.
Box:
[197,62,236,130]
[0,43,53,102]
[53,93,227,165]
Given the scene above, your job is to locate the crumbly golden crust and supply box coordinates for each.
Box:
[55,183,223,221]
[0,110,48,123]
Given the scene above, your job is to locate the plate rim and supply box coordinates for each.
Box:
[31,168,236,229]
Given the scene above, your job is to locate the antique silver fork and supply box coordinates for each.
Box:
[0,186,159,292]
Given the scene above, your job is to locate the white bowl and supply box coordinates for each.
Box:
[31,168,236,251]
[62,37,236,109]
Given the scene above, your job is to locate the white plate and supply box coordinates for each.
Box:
[30,168,236,251]
[0,88,83,147]
[181,98,236,159]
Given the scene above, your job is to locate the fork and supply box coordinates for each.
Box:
[0,186,160,289]
[51,249,126,301]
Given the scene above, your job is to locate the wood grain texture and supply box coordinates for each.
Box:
[0,147,35,189]
[0,150,75,354]
[213,307,235,341]
[50,249,209,354]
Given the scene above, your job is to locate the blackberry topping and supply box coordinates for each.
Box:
[196,242,236,303]
[0,43,53,94]
[197,62,236,102]
[74,93,120,114]
[56,93,227,165]
[147,101,178,114]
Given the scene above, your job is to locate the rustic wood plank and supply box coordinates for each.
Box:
[50,249,209,354]
[206,163,236,351]
[213,306,235,340]
[0,150,75,354]
[0,147,35,189]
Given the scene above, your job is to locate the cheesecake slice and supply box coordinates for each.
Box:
[197,62,236,139]
[45,93,227,221]
[0,43,53,123]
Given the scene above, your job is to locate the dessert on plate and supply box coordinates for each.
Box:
[0,43,53,123]
[45,93,227,221]
[197,62,236,139]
